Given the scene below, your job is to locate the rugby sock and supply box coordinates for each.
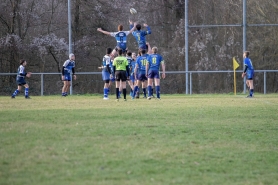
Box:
[250,89,254,96]
[123,89,126,99]
[65,92,68,96]
[116,88,119,99]
[12,89,19,97]
[148,86,152,97]
[25,88,29,97]
[156,86,160,98]
[143,88,147,97]
[104,88,108,98]
[133,86,138,97]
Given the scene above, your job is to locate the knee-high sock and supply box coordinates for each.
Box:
[133,86,138,97]
[156,86,160,98]
[148,86,152,97]
[116,88,119,99]
[250,89,254,96]
[143,88,146,97]
[123,89,126,99]
[12,89,19,97]
[25,88,29,97]
[104,88,108,98]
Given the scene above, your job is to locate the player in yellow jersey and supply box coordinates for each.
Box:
[113,49,130,101]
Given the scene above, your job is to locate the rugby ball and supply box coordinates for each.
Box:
[130,8,137,14]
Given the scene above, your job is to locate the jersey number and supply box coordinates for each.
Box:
[141,59,147,66]
[152,58,157,64]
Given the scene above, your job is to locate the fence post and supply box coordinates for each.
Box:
[190,72,192,95]
[41,74,44,96]
[264,71,266,94]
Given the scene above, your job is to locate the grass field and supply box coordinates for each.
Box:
[0,94,277,185]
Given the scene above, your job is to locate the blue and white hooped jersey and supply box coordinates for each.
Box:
[109,60,114,75]
[102,55,111,72]
[17,65,26,78]
[136,54,149,74]
[63,60,75,75]
[244,57,254,72]
[110,31,130,50]
[147,54,164,71]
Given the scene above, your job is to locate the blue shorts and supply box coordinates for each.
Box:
[137,73,147,82]
[102,70,110,81]
[247,70,254,80]
[16,77,26,86]
[148,70,160,79]
[63,74,71,81]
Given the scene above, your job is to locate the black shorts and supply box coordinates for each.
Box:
[115,70,127,81]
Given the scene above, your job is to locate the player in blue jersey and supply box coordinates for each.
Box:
[129,20,151,49]
[146,47,166,100]
[242,51,254,98]
[11,59,32,99]
[98,48,113,100]
[133,49,149,99]
[126,51,135,97]
[97,23,137,54]
[61,53,76,97]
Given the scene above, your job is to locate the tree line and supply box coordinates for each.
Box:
[0,0,277,95]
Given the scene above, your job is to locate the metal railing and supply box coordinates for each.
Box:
[1,70,277,95]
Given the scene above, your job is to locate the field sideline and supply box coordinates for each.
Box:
[0,94,277,185]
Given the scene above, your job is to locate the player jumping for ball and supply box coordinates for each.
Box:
[97,22,137,55]
[129,20,151,50]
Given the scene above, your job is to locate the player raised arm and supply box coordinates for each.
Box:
[97,28,111,36]
[129,21,137,32]
[143,23,151,34]
[146,42,152,54]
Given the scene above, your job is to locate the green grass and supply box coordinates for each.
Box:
[0,94,278,185]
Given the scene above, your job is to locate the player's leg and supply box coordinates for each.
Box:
[147,78,153,99]
[142,80,147,98]
[250,79,254,97]
[115,71,120,100]
[102,70,110,99]
[249,71,254,97]
[127,79,134,97]
[133,80,140,99]
[121,71,128,100]
[23,83,30,98]
[246,71,254,97]
[118,81,122,98]
[154,71,161,99]
[103,80,110,100]
[154,78,161,99]
[62,75,69,96]
[64,81,70,96]
[11,85,22,98]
